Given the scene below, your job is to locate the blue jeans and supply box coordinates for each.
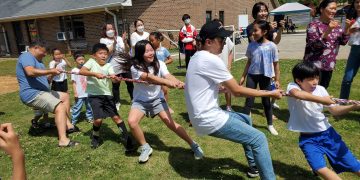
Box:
[210,112,275,180]
[340,45,360,99]
[71,97,93,125]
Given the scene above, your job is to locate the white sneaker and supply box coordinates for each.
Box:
[272,103,280,109]
[268,125,278,136]
[191,142,204,160]
[116,102,121,111]
[226,106,233,112]
[138,143,153,163]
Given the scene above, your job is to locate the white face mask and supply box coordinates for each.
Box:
[137,25,144,33]
[184,19,191,24]
[106,30,115,38]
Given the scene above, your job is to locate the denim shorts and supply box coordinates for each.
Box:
[299,127,360,174]
[131,98,168,118]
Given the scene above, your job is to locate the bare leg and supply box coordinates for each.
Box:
[316,167,342,180]
[58,92,74,129]
[127,108,146,145]
[111,115,123,124]
[54,103,71,146]
[158,110,193,145]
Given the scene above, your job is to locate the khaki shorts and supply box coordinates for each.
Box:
[26,91,61,113]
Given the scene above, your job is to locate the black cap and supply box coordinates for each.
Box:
[199,21,233,41]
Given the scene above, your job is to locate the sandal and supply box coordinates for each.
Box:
[66,126,80,134]
[58,140,79,148]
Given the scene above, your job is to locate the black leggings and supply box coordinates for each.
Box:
[243,74,273,125]
[319,70,333,89]
[112,72,134,104]
[185,49,196,69]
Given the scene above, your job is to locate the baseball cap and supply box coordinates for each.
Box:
[198,21,233,41]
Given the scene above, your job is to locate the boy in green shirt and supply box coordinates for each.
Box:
[80,43,133,151]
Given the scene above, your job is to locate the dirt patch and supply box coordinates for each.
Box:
[0,76,18,95]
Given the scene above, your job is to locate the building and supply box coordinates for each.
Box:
[0,0,279,57]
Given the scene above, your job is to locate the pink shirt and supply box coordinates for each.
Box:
[303,20,349,71]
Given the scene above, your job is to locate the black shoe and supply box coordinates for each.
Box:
[247,166,259,178]
[91,135,102,149]
[67,125,80,134]
[125,137,136,153]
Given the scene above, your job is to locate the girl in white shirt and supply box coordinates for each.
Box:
[127,40,203,163]
[49,48,71,92]
[100,23,133,110]
[130,19,149,57]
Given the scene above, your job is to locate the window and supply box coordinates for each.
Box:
[59,15,85,40]
[219,11,224,24]
[25,20,40,43]
[206,11,212,23]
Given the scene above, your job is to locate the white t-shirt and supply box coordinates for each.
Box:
[131,61,169,102]
[130,31,149,56]
[218,37,234,67]
[348,17,360,46]
[100,36,125,54]
[286,82,334,133]
[49,59,67,82]
[71,68,88,98]
[185,51,233,136]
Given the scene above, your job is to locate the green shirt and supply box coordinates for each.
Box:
[83,58,114,96]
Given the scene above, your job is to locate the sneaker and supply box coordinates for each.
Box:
[247,166,259,178]
[168,107,174,114]
[272,115,278,120]
[138,143,153,163]
[116,103,121,111]
[91,135,102,149]
[226,106,233,112]
[268,125,279,136]
[272,102,280,109]
[191,142,204,160]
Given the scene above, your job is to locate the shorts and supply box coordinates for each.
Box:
[299,127,360,174]
[26,91,61,113]
[131,98,168,118]
[88,95,119,119]
[51,80,68,92]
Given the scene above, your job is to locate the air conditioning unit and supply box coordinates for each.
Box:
[57,32,66,41]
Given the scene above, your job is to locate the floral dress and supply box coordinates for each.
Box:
[303,19,349,71]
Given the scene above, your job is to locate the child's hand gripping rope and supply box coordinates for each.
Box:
[282,91,360,105]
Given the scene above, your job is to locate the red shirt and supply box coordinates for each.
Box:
[179,24,197,50]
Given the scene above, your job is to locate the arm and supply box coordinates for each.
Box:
[287,88,335,105]
[0,123,26,180]
[306,23,328,51]
[165,56,173,65]
[79,66,106,79]
[274,62,280,88]
[62,56,72,68]
[72,81,78,99]
[327,104,360,116]
[139,72,176,88]
[223,78,283,98]
[164,73,184,88]
[239,59,250,85]
[24,66,59,77]
[227,51,233,70]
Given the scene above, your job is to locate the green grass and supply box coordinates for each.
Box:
[1,58,360,179]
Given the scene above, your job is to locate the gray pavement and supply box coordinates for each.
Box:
[234,32,351,60]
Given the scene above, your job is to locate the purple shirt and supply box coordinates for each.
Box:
[303,20,349,71]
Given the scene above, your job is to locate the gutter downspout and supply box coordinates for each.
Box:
[105,7,118,34]
[1,25,10,56]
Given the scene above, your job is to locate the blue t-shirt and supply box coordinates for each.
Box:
[155,47,170,62]
[16,52,50,103]
[246,41,279,78]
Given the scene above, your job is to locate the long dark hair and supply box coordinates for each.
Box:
[347,0,359,19]
[132,40,160,75]
[101,23,116,38]
[252,2,269,19]
[254,20,271,42]
[316,0,337,16]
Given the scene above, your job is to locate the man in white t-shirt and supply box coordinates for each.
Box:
[185,21,283,179]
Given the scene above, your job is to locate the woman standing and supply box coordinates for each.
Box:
[100,23,133,110]
[130,19,149,57]
[303,0,351,89]
[340,0,360,99]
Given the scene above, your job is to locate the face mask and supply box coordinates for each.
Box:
[184,19,191,24]
[106,30,115,38]
[137,26,144,32]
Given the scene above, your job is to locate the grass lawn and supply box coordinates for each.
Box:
[0,58,360,179]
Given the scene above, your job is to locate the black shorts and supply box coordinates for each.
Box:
[51,80,68,92]
[88,95,119,120]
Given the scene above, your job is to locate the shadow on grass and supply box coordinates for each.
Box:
[172,72,186,77]
[273,161,320,180]
[0,111,4,116]
[84,123,120,144]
